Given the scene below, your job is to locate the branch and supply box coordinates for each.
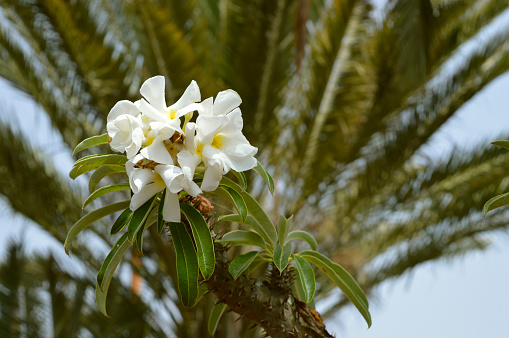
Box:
[205,242,333,337]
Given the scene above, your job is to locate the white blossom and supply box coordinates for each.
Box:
[106,101,145,159]
[188,90,258,191]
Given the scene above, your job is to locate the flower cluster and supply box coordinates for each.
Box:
[107,76,258,222]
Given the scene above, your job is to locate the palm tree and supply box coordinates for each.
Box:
[1,0,508,335]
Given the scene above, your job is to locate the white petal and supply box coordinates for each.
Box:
[155,165,185,193]
[107,100,139,122]
[149,120,183,138]
[213,89,242,116]
[171,80,201,111]
[201,163,222,192]
[130,181,163,210]
[224,154,257,172]
[140,141,173,164]
[217,133,258,157]
[196,114,229,145]
[184,122,196,152]
[137,98,168,121]
[163,191,181,222]
[130,169,156,194]
[197,97,214,116]
[186,181,202,197]
[140,76,167,112]
[177,150,201,179]
[175,102,201,119]
[220,108,244,133]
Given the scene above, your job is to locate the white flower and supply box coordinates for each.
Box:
[126,142,201,222]
[187,90,257,191]
[135,75,201,130]
[135,76,202,159]
[106,101,145,159]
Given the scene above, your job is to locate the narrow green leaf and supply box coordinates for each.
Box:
[70,163,125,180]
[231,170,247,190]
[180,204,215,280]
[64,200,130,255]
[484,192,509,216]
[73,154,127,167]
[218,177,277,244]
[83,183,130,210]
[228,251,259,279]
[136,208,158,254]
[95,233,131,317]
[273,243,292,272]
[218,214,274,245]
[168,222,199,307]
[157,190,166,233]
[286,230,318,250]
[240,191,277,244]
[246,257,267,274]
[127,195,157,242]
[277,215,293,244]
[252,160,275,195]
[221,230,267,249]
[89,166,127,193]
[215,185,248,222]
[298,251,371,328]
[293,255,315,303]
[73,133,108,156]
[97,233,130,289]
[110,208,133,235]
[208,302,227,335]
[491,140,509,150]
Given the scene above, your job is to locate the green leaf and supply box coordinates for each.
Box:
[110,208,133,235]
[89,166,127,193]
[293,255,315,303]
[218,214,275,245]
[180,204,215,280]
[136,208,158,254]
[208,302,227,335]
[286,230,318,250]
[97,233,130,289]
[240,190,278,244]
[214,185,248,222]
[228,251,259,279]
[73,133,108,156]
[95,233,131,317]
[491,140,509,150]
[484,192,509,216]
[70,154,127,179]
[252,160,275,195]
[221,230,267,249]
[73,153,127,167]
[127,195,157,242]
[231,170,247,190]
[157,190,166,233]
[298,251,371,328]
[278,215,293,244]
[64,200,130,255]
[273,243,292,272]
[168,222,199,307]
[83,183,131,210]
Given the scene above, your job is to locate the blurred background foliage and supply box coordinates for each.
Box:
[0,0,508,336]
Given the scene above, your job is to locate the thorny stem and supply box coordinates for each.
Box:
[183,196,333,337]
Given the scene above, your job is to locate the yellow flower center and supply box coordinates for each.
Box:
[154,173,165,187]
[144,128,155,146]
[196,143,204,156]
[165,108,177,120]
[211,134,223,149]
